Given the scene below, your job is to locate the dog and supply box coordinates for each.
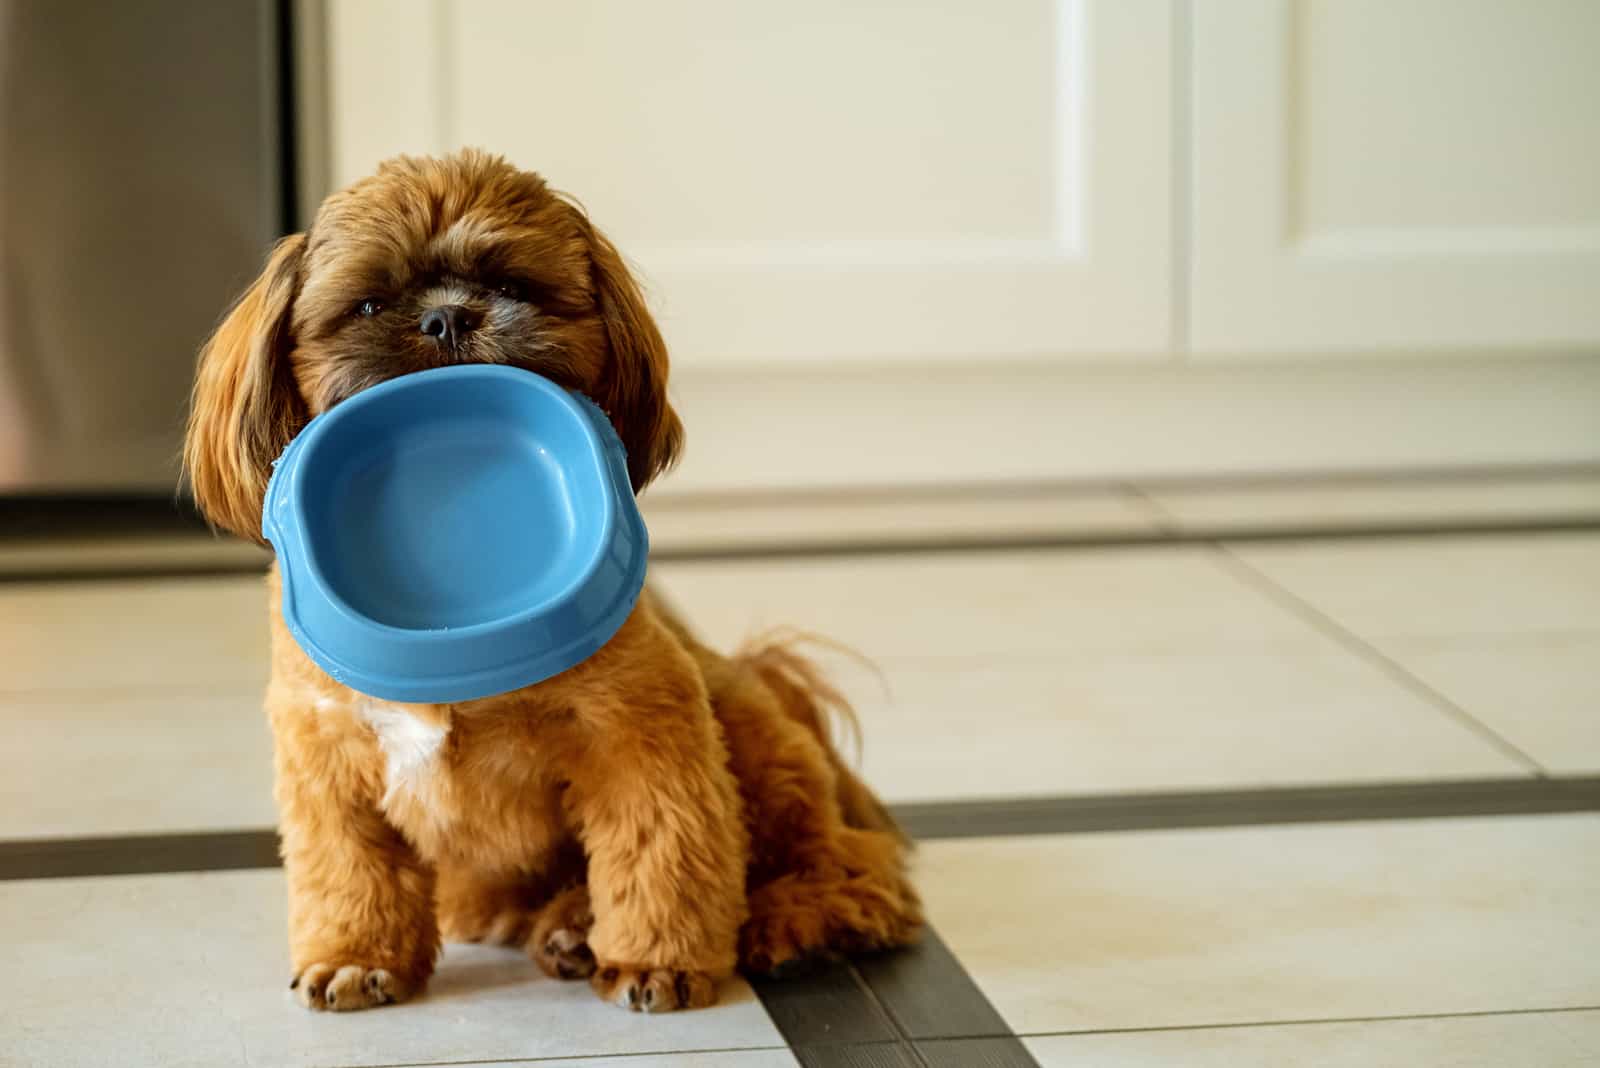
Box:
[184,150,921,1013]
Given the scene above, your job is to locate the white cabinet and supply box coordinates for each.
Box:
[315,1,1600,490]
[325,0,1174,368]
[1189,0,1600,356]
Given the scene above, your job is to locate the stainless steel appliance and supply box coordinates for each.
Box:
[0,0,288,495]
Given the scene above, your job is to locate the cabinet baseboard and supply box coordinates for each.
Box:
[656,355,1600,496]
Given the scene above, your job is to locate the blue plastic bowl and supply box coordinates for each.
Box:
[262,365,649,703]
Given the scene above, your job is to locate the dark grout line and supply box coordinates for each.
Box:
[0,829,281,881]
[1016,1003,1600,1040]
[894,776,1600,841]
[1212,546,1550,775]
[8,776,1599,883]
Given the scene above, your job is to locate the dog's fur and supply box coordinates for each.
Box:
[185,150,920,1013]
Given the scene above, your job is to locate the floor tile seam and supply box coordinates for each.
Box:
[1208,544,1550,775]
[1011,1002,1600,1040]
[348,1045,793,1068]
[844,960,933,1068]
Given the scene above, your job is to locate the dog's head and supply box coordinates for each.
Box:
[185,150,682,542]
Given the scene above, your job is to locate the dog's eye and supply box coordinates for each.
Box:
[356,298,383,317]
[492,280,524,302]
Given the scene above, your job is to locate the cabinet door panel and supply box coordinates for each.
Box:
[1190,0,1600,355]
[327,0,1172,367]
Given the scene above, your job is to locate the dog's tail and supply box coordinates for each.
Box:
[647,588,906,842]
[733,629,907,844]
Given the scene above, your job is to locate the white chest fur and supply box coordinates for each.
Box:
[357,701,448,804]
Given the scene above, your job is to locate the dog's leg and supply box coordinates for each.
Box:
[559,630,749,1012]
[277,716,439,1012]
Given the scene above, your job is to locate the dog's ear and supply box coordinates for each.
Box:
[184,233,308,543]
[578,215,684,492]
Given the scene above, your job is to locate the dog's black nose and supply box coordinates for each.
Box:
[419,305,477,344]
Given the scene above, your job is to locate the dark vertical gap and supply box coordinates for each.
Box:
[273,0,299,236]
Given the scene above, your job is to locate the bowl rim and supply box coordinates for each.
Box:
[271,365,621,640]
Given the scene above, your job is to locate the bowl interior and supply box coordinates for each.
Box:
[298,377,609,631]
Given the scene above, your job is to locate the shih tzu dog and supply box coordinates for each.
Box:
[184,150,920,1013]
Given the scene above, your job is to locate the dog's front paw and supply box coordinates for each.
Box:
[290,962,414,1012]
[591,964,718,1013]
[530,884,596,980]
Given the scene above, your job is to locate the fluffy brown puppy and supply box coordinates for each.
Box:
[185,150,920,1013]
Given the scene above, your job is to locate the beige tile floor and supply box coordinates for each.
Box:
[1230,532,1600,774]
[0,870,787,1068]
[1380,634,1600,775]
[0,691,274,839]
[920,817,1600,1035]
[2,488,1598,1066]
